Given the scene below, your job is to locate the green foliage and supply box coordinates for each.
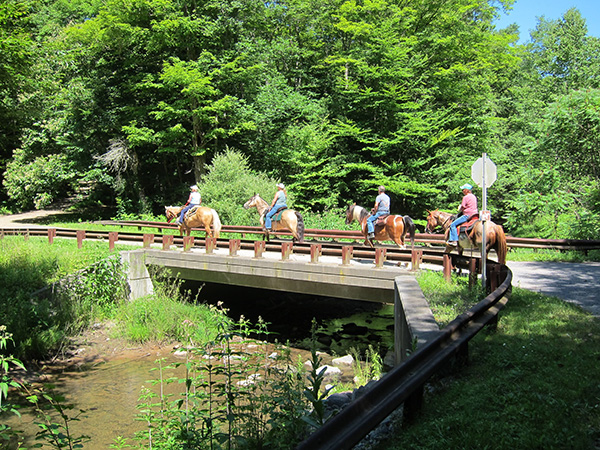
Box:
[130,315,311,449]
[0,236,126,359]
[113,269,228,344]
[0,326,26,445]
[3,149,77,210]
[199,148,282,226]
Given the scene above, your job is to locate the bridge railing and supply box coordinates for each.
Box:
[94,219,600,251]
[296,259,512,450]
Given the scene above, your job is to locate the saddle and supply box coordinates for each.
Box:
[457,213,479,237]
[374,214,389,228]
[184,205,201,221]
[263,206,288,222]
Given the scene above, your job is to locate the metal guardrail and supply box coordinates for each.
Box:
[296,260,512,449]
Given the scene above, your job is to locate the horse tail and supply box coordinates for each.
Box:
[403,215,416,248]
[295,211,305,242]
[495,224,507,265]
[211,209,222,239]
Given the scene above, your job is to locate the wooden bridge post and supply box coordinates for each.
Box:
[341,245,353,265]
[310,244,322,263]
[161,235,173,251]
[229,239,241,256]
[76,230,86,249]
[205,237,217,254]
[143,234,154,248]
[410,249,422,271]
[254,240,265,258]
[183,236,194,252]
[48,228,57,245]
[281,242,293,260]
[468,258,478,289]
[109,232,119,251]
[443,254,452,282]
[23,230,29,241]
[374,248,387,268]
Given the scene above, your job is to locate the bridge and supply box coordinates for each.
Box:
[124,239,441,366]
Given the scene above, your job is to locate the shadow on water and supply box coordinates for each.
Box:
[191,281,396,358]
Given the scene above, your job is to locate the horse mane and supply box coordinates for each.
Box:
[357,206,369,222]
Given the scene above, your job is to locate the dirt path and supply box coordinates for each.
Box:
[0,208,73,228]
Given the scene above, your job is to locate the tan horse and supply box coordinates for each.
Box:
[345,203,416,249]
[425,209,507,264]
[243,193,305,242]
[165,205,222,238]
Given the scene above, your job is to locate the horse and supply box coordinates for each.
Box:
[165,205,222,238]
[345,202,416,249]
[425,209,507,264]
[243,193,305,242]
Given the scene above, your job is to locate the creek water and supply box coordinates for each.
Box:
[4,282,395,448]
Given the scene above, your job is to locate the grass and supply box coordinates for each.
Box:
[507,247,600,262]
[373,272,600,450]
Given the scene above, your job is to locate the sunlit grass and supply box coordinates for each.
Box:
[378,273,600,450]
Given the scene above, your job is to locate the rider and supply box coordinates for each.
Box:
[367,185,390,240]
[447,183,478,246]
[265,183,287,231]
[177,184,201,225]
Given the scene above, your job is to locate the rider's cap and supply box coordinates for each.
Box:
[276,183,285,189]
[460,183,472,190]
[190,185,198,190]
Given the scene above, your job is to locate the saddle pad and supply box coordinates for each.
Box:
[273,208,287,222]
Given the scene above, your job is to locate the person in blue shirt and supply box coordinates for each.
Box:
[367,186,390,240]
[265,183,287,231]
[177,184,201,225]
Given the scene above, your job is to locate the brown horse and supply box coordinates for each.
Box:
[243,193,305,242]
[345,203,416,249]
[425,209,507,264]
[165,205,222,238]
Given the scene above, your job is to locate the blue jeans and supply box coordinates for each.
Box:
[367,211,388,233]
[179,204,199,223]
[448,215,469,242]
[265,204,287,229]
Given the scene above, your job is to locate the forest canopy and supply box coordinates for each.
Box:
[1,0,599,239]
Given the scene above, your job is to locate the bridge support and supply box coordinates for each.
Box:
[394,277,440,365]
[121,251,153,301]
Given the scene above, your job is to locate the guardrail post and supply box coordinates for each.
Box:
[310,244,322,263]
[410,249,422,271]
[281,242,293,260]
[109,232,119,251]
[76,230,85,248]
[161,235,173,250]
[341,245,353,265]
[403,385,424,424]
[48,228,57,245]
[206,237,217,254]
[468,258,478,289]
[374,248,387,268]
[443,254,452,281]
[23,230,29,242]
[229,239,241,256]
[254,240,265,258]
[143,233,154,248]
[487,263,501,293]
[183,236,194,252]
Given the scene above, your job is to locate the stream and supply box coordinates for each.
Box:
[4,282,396,448]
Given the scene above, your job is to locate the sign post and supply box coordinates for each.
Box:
[471,153,497,289]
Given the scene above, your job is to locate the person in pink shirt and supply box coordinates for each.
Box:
[447,183,478,246]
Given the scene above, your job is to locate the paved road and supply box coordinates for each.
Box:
[507,261,600,317]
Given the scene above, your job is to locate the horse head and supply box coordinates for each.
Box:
[425,209,439,233]
[243,193,259,210]
[344,202,356,225]
[165,206,181,223]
